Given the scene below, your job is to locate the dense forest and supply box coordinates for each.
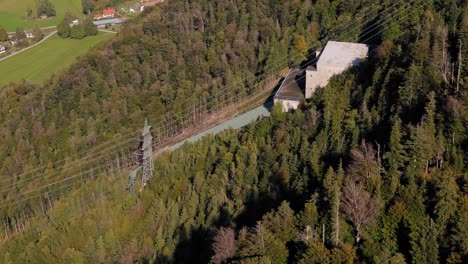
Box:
[0,0,467,263]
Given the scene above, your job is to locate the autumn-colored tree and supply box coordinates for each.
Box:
[291,34,308,65]
[348,140,381,195]
[212,227,236,264]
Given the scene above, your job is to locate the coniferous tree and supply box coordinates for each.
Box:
[0,25,8,41]
[385,117,405,199]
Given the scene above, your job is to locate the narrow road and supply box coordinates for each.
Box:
[171,102,272,150]
[98,29,118,34]
[0,31,57,62]
[7,25,57,34]
[0,30,116,63]
[131,100,273,189]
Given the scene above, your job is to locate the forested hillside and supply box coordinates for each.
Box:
[0,0,467,263]
[0,0,312,222]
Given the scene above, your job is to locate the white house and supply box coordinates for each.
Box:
[0,45,6,54]
[102,8,116,18]
[25,31,34,38]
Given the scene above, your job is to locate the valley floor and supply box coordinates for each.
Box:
[0,32,113,85]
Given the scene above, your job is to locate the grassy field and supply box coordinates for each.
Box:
[0,0,82,31]
[0,33,113,85]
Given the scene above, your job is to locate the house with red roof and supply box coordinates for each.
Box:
[94,14,102,20]
[102,8,116,18]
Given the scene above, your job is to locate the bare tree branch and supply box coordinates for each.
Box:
[341,181,379,243]
[348,140,379,180]
[212,227,236,264]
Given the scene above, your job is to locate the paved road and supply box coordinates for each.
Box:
[171,102,272,150]
[0,31,57,62]
[7,25,57,34]
[0,30,115,62]
[98,29,118,34]
[130,101,273,185]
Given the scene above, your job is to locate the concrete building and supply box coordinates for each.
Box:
[273,68,305,112]
[305,41,368,98]
[273,41,368,112]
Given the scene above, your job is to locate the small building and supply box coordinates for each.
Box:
[305,41,368,98]
[71,19,79,25]
[25,31,34,38]
[274,41,368,112]
[273,68,305,112]
[0,45,6,54]
[9,36,17,46]
[102,8,116,18]
[92,18,126,27]
[94,14,102,20]
[130,5,144,13]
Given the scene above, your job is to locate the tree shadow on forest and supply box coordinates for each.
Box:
[172,177,289,263]
[173,225,213,264]
[396,220,412,263]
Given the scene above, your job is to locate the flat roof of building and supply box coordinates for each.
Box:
[317,41,368,68]
[274,68,305,100]
[93,18,126,26]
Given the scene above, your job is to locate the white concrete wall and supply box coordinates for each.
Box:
[274,98,300,112]
[305,65,348,98]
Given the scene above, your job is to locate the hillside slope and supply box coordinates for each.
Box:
[0,0,467,263]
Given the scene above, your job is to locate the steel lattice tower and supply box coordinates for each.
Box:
[140,118,154,190]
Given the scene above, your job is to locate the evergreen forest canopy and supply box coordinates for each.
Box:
[0,0,467,263]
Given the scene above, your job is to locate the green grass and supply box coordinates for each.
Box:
[0,33,113,85]
[0,0,83,31]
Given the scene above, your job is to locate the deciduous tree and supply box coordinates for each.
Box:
[212,227,236,264]
[0,25,8,41]
[57,20,71,38]
[342,181,379,243]
[32,24,44,41]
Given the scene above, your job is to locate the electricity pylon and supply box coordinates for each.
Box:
[140,118,154,191]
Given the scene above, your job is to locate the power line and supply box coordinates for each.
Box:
[0,0,441,210]
[0,1,456,243]
[0,0,416,200]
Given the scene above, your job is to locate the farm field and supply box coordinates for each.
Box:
[0,0,82,31]
[0,32,113,85]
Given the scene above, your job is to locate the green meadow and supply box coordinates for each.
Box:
[0,33,113,85]
[0,0,83,31]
